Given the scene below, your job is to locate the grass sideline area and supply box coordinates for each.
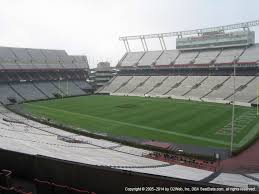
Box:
[22,95,259,151]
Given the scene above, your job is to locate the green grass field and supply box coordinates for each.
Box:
[21,95,259,151]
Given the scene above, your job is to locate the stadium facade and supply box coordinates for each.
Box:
[0,20,259,193]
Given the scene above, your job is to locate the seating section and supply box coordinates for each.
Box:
[100,76,132,93]
[55,50,75,69]
[115,76,149,94]
[0,47,21,69]
[101,75,259,104]
[0,46,89,70]
[132,76,166,95]
[155,50,179,66]
[186,76,229,98]
[27,49,49,69]
[11,48,36,69]
[10,82,47,101]
[215,48,244,64]
[174,51,199,66]
[41,49,62,69]
[71,55,89,69]
[117,45,259,68]
[206,76,253,100]
[119,52,145,67]
[73,80,92,90]
[148,76,186,96]
[138,51,162,66]
[194,50,220,65]
[167,76,206,96]
[34,82,61,98]
[0,80,90,104]
[238,44,259,64]
[227,77,259,103]
[52,81,85,96]
[0,84,24,104]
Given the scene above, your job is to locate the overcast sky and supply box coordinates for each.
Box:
[0,0,259,68]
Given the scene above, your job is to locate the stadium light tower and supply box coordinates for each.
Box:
[230,56,237,154]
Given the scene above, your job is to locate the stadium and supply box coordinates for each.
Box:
[0,7,259,194]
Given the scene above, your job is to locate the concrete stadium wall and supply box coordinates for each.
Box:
[0,148,225,194]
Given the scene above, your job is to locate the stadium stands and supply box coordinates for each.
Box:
[52,81,85,96]
[27,48,49,69]
[186,76,229,99]
[10,82,48,101]
[155,50,179,66]
[41,49,62,69]
[238,44,259,64]
[148,76,186,96]
[206,76,254,100]
[0,84,24,104]
[132,76,166,95]
[74,80,93,91]
[100,74,259,105]
[166,76,207,97]
[174,51,199,66]
[71,56,89,69]
[115,76,149,95]
[0,47,21,69]
[11,48,36,69]
[55,50,75,69]
[0,46,91,104]
[137,51,163,66]
[34,82,62,98]
[100,76,132,93]
[194,49,220,65]
[215,48,244,64]
[119,52,145,67]
[227,76,259,103]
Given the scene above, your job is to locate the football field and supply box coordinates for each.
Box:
[22,95,259,151]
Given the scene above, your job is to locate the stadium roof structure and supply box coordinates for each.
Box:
[119,20,259,51]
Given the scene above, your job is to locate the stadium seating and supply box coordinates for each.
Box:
[0,47,21,69]
[155,50,179,66]
[73,80,93,91]
[206,76,254,100]
[40,49,62,69]
[55,50,75,69]
[115,76,149,95]
[52,81,85,96]
[148,76,186,96]
[27,48,49,69]
[166,76,207,96]
[100,75,259,105]
[10,82,48,101]
[11,48,36,69]
[100,76,132,93]
[186,76,229,99]
[227,76,259,103]
[34,82,62,98]
[215,48,244,64]
[238,44,259,64]
[0,84,24,104]
[119,52,145,67]
[132,76,166,95]
[137,51,163,66]
[194,49,220,65]
[174,51,199,66]
[71,56,89,69]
